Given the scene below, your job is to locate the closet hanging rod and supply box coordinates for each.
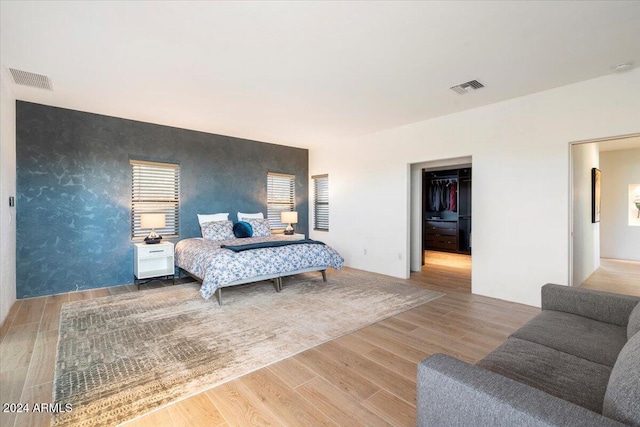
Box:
[429,178,458,182]
[428,175,457,179]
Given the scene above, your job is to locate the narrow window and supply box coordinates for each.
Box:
[131,160,180,239]
[313,174,329,231]
[267,172,295,230]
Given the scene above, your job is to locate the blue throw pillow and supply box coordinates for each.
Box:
[233,221,253,238]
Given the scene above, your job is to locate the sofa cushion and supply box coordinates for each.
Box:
[477,337,612,414]
[510,310,627,367]
[603,332,640,425]
[628,302,640,340]
[541,284,640,326]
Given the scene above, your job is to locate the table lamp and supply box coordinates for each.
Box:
[141,213,165,244]
[281,211,298,235]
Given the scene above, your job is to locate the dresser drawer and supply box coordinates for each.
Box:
[426,220,457,230]
[425,226,457,236]
[425,236,458,251]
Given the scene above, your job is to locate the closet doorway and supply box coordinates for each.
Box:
[409,157,472,291]
[423,167,472,256]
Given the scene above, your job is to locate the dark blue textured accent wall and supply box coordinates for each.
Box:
[16,102,308,298]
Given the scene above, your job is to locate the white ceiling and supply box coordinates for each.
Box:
[2,1,639,149]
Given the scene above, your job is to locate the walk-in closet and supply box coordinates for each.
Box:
[422,167,472,257]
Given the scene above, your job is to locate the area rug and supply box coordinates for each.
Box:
[52,269,443,426]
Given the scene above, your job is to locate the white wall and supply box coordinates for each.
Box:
[309,68,640,307]
[571,143,600,286]
[0,68,17,325]
[600,148,640,261]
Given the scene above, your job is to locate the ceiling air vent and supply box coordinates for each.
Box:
[450,80,484,95]
[9,68,53,90]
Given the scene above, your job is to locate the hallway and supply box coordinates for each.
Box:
[581,258,640,297]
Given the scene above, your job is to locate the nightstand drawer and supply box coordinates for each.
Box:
[137,244,173,258]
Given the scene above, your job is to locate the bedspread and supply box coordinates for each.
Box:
[175,236,344,300]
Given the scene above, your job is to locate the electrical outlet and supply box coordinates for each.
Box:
[363,248,367,255]
[398,252,403,260]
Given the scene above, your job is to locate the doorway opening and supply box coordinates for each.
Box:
[570,134,640,296]
[409,157,472,292]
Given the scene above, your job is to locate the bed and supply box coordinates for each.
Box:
[175,234,344,304]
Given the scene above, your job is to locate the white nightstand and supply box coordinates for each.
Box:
[134,241,175,288]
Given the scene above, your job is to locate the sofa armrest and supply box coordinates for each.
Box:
[417,354,626,427]
[541,284,640,326]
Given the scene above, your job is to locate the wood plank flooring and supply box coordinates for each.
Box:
[581,258,640,297]
[1,252,545,427]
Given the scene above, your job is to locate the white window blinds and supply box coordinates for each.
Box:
[131,160,180,239]
[267,172,295,230]
[313,174,329,231]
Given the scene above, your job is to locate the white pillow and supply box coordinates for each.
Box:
[237,212,264,221]
[197,213,229,226]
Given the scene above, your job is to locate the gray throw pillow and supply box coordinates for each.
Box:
[602,331,640,425]
[628,302,640,340]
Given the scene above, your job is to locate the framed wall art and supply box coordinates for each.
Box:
[592,167,601,223]
[630,184,640,226]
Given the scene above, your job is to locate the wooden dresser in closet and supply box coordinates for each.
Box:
[424,220,458,251]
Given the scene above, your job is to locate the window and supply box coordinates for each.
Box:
[313,174,329,231]
[131,160,180,239]
[267,172,295,230]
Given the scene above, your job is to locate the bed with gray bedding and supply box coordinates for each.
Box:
[175,235,344,303]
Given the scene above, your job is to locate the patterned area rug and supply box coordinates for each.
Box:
[51,269,443,426]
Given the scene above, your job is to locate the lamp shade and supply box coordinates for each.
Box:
[281,211,298,224]
[141,213,166,229]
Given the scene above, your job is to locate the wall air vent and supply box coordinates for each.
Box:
[8,68,53,90]
[450,80,484,95]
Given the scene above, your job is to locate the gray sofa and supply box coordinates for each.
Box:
[417,284,640,426]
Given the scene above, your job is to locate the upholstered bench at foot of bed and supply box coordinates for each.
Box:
[278,267,327,291]
[180,267,328,305]
[215,267,327,304]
